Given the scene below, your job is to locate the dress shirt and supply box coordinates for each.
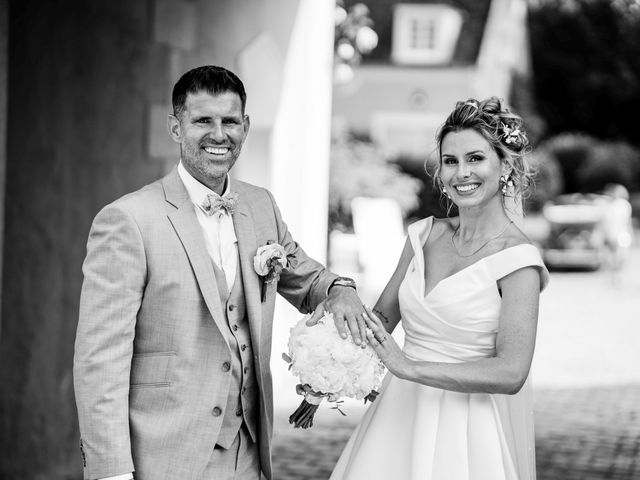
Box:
[178,161,238,291]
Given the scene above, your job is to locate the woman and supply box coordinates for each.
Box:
[330,97,548,480]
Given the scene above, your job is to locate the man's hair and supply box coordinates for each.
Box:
[172,65,247,117]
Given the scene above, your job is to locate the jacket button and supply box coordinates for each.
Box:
[212,407,222,417]
[243,366,249,374]
[235,407,243,417]
[232,324,239,331]
[240,344,247,351]
[228,304,235,311]
[242,386,247,395]
[222,361,231,372]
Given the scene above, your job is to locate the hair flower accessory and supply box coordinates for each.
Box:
[500,122,525,147]
[253,241,296,302]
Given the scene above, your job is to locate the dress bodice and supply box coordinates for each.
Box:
[399,217,548,364]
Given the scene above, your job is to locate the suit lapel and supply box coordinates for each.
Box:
[231,192,264,361]
[163,169,229,346]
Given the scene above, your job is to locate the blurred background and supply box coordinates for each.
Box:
[0,0,638,478]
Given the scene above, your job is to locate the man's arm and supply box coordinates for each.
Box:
[73,204,146,479]
[264,191,366,343]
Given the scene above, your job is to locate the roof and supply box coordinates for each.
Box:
[342,0,493,66]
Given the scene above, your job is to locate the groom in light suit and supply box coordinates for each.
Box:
[73,66,364,480]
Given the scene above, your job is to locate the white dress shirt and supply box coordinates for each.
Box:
[98,164,238,480]
[178,161,238,291]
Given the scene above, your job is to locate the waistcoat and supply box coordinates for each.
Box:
[211,259,259,448]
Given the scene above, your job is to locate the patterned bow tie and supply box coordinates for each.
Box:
[202,192,239,216]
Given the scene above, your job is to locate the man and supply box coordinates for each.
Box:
[74,66,365,480]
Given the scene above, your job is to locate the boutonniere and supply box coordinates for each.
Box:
[253,241,297,302]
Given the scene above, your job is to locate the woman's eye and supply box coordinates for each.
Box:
[469,155,483,162]
[443,158,457,165]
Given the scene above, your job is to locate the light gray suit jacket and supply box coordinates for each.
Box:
[73,168,336,480]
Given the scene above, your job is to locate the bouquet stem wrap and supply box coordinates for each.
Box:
[288,389,324,429]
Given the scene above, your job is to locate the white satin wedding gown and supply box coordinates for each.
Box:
[330,217,549,480]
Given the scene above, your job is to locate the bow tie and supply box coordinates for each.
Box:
[201,192,239,216]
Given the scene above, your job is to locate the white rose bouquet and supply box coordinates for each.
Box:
[284,312,385,428]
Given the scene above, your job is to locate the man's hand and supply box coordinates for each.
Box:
[306,286,366,345]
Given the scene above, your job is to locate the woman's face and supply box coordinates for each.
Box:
[439,129,508,211]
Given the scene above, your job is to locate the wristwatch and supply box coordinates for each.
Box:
[328,276,357,294]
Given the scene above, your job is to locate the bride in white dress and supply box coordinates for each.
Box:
[330,97,548,480]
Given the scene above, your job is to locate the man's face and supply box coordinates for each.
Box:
[168,90,250,193]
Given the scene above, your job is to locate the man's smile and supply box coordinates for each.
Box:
[203,146,230,155]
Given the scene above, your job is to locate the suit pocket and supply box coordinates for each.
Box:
[130,351,176,388]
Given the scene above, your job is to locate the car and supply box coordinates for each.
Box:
[541,194,608,270]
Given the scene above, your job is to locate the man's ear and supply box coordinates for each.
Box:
[167,114,182,144]
[243,114,251,136]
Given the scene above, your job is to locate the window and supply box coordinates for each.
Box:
[392,4,463,65]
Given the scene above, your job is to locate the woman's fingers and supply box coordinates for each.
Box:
[363,306,386,330]
[362,315,381,337]
[366,330,381,348]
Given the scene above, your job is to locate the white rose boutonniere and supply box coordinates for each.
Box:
[253,241,296,302]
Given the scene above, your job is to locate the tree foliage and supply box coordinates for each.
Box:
[535,133,640,195]
[329,131,422,231]
[529,0,640,145]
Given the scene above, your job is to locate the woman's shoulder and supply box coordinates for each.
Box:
[422,215,457,237]
[488,226,548,289]
[498,222,534,251]
[406,216,457,245]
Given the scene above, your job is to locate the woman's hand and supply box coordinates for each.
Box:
[362,306,412,379]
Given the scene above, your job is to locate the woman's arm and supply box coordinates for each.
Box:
[370,237,414,334]
[365,265,541,395]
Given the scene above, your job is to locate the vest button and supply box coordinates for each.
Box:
[232,324,239,331]
[243,366,249,374]
[235,407,243,417]
[222,361,231,372]
[212,407,222,417]
[228,304,235,311]
[242,386,247,395]
[240,344,247,351]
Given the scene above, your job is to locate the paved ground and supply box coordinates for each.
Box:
[273,385,640,479]
[272,241,640,479]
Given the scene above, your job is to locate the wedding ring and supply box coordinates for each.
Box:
[378,335,387,343]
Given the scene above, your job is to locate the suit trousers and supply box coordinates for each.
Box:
[203,423,261,480]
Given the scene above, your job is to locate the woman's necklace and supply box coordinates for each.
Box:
[451,220,513,258]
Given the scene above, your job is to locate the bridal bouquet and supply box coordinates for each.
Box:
[284,312,385,428]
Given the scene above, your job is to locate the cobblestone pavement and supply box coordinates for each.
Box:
[272,385,640,479]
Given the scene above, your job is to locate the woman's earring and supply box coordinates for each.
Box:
[441,186,451,199]
[499,174,514,195]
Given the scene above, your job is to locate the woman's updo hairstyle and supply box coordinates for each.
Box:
[433,96,533,200]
